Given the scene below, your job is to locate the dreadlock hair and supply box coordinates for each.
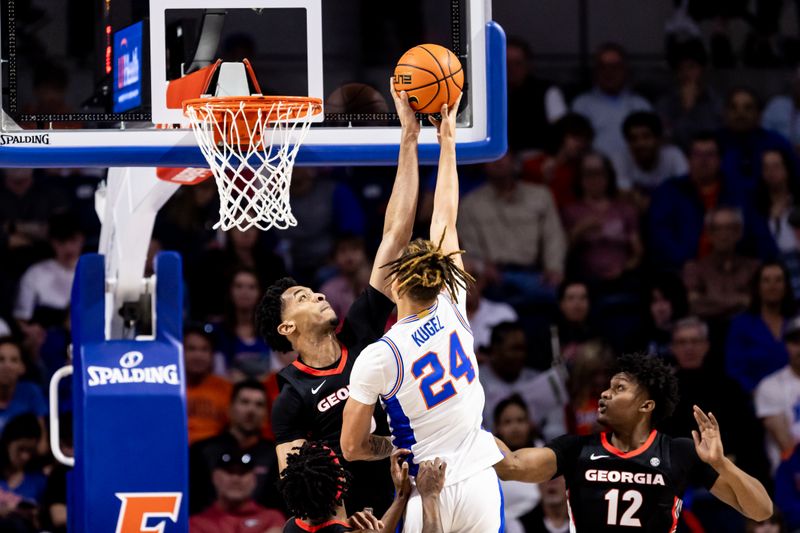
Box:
[383,231,474,303]
[614,353,679,427]
[255,277,298,353]
[277,441,352,522]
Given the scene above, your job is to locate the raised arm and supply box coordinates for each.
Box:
[693,407,773,521]
[492,436,559,484]
[340,397,395,461]
[370,83,421,298]
[428,95,463,270]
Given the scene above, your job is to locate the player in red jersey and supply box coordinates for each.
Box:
[494,354,772,532]
[279,443,445,533]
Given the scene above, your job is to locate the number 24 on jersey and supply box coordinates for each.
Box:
[411,332,475,409]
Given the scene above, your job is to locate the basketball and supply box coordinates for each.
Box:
[393,44,464,113]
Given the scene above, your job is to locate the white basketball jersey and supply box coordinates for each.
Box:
[349,288,503,486]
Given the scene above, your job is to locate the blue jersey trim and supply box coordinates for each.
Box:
[396,299,439,325]
[379,337,404,400]
[498,476,506,532]
[383,395,418,476]
[446,295,473,334]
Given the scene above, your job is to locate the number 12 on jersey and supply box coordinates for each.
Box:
[411,332,475,409]
[605,488,642,527]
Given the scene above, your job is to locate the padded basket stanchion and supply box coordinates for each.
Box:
[183,95,323,231]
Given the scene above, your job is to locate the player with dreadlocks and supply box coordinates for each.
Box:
[256,83,423,516]
[493,353,773,532]
[279,442,445,532]
[341,94,506,533]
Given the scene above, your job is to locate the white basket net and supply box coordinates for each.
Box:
[185,99,318,231]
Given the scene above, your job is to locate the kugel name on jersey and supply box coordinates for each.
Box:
[585,469,666,486]
[411,316,445,347]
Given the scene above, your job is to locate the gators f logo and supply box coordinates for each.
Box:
[115,492,182,533]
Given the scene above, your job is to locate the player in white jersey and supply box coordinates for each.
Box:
[340,95,505,533]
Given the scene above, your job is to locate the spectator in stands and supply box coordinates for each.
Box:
[774,446,800,531]
[757,149,800,298]
[417,165,487,233]
[493,395,542,451]
[754,314,800,472]
[189,379,282,515]
[459,152,566,305]
[613,111,688,202]
[282,167,366,285]
[492,396,543,533]
[572,43,651,158]
[0,339,45,437]
[214,268,271,381]
[657,38,723,152]
[648,132,776,272]
[682,207,760,322]
[521,113,594,210]
[14,212,83,342]
[0,414,46,528]
[40,413,71,533]
[562,151,643,284]
[479,322,567,440]
[552,281,598,366]
[506,36,567,152]
[189,228,287,322]
[319,234,371,323]
[154,179,220,265]
[189,450,284,533]
[463,257,517,362]
[789,209,800,303]
[23,63,71,117]
[661,317,770,484]
[185,326,232,445]
[762,67,800,151]
[565,340,614,436]
[719,87,797,196]
[524,477,570,533]
[745,515,787,533]
[0,169,68,274]
[727,261,796,393]
[636,273,689,359]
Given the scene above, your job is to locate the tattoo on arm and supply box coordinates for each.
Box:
[368,435,394,460]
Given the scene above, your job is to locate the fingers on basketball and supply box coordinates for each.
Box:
[393,44,463,114]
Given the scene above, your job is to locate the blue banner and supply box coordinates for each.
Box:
[113,21,143,113]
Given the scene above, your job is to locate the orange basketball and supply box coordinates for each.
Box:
[393,44,464,113]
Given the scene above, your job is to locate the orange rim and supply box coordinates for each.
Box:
[182,95,323,123]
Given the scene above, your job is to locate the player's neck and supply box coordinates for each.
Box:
[396,297,436,321]
[295,329,341,367]
[312,506,348,526]
[608,421,653,453]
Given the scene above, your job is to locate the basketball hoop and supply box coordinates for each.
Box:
[183,95,323,231]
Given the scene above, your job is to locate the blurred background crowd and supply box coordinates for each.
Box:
[3,1,800,532]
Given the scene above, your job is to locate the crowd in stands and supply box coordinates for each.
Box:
[4,15,800,533]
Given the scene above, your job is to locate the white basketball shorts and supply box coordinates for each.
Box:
[400,466,505,533]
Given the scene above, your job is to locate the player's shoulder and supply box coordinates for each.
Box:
[658,433,695,455]
[350,337,398,382]
[273,371,305,402]
[358,336,397,361]
[546,432,598,451]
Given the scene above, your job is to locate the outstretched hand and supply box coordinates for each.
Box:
[692,405,725,469]
[416,457,447,498]
[390,448,412,497]
[350,509,383,531]
[390,79,420,136]
[428,93,462,144]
